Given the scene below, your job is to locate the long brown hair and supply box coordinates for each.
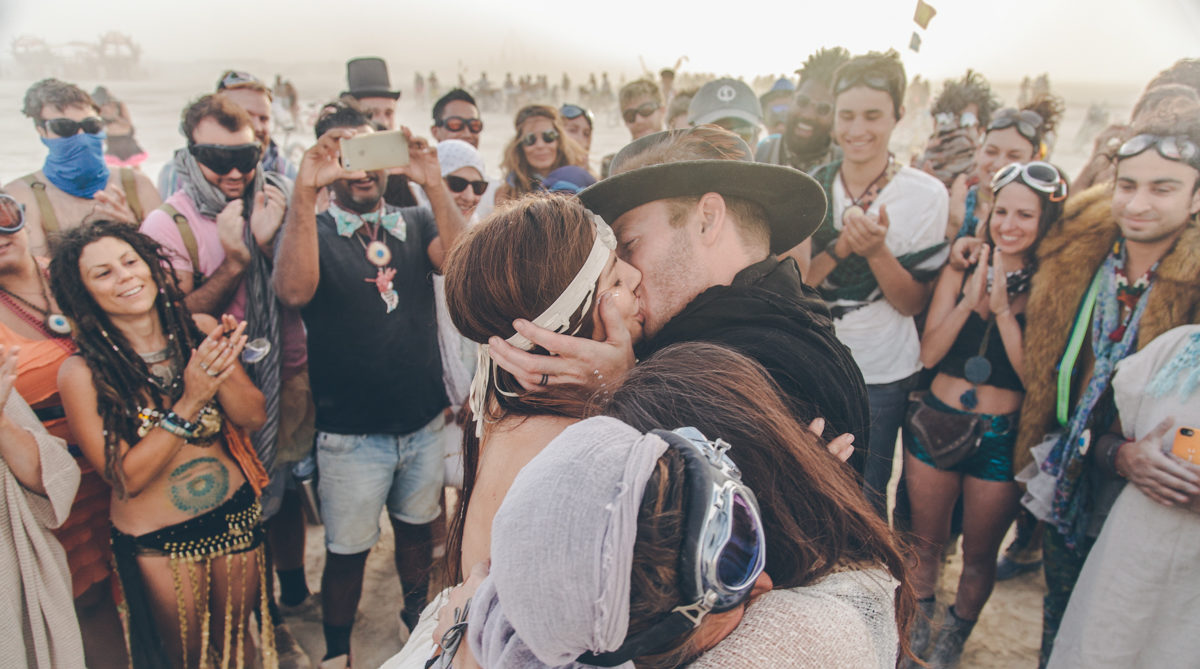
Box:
[499,104,589,198]
[441,193,602,582]
[594,342,916,657]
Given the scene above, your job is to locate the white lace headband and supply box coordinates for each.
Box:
[468,213,618,436]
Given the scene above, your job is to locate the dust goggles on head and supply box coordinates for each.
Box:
[988,108,1043,145]
[1116,134,1200,171]
[0,194,27,233]
[992,161,1068,202]
[578,426,766,667]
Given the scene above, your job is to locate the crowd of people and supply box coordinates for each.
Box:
[1,46,1198,669]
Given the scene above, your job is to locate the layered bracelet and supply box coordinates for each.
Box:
[160,411,199,439]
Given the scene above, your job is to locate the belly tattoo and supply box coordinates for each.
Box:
[167,457,230,515]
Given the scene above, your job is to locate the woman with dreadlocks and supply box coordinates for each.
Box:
[50,222,273,669]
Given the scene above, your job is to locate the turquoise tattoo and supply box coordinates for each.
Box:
[167,457,230,515]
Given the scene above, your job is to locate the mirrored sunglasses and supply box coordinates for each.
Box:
[438,116,484,133]
[560,103,595,125]
[0,194,27,234]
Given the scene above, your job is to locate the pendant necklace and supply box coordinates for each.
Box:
[352,208,399,314]
[0,260,72,337]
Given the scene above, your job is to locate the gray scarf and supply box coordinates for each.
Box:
[173,147,285,473]
[467,417,666,667]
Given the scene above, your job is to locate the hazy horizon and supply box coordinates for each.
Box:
[1,0,1196,88]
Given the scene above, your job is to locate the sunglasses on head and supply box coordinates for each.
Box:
[794,94,833,116]
[437,115,484,133]
[0,194,27,234]
[217,70,263,91]
[521,130,559,147]
[561,103,595,125]
[42,116,105,137]
[834,73,892,95]
[578,426,766,667]
[445,175,488,195]
[992,161,1068,202]
[622,101,661,124]
[1116,134,1200,170]
[188,143,261,175]
[988,108,1043,144]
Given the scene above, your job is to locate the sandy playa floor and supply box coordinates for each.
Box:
[281,508,1045,668]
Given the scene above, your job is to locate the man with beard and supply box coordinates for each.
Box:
[158,70,298,198]
[756,47,849,173]
[272,102,466,669]
[5,78,161,256]
[138,93,314,668]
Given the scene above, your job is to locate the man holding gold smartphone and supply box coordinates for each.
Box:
[273,101,466,669]
[1017,105,1200,665]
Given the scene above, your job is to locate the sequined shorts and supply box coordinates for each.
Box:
[904,392,1018,481]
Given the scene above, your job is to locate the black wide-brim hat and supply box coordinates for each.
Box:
[578,128,826,255]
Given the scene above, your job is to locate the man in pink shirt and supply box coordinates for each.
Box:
[139,93,314,668]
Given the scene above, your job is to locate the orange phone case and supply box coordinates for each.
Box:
[1172,426,1200,464]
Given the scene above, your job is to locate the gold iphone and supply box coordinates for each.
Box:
[340,130,410,171]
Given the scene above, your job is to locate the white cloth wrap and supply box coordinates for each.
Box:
[437,139,486,178]
[467,416,668,667]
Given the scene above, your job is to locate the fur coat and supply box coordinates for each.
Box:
[1016,184,1200,474]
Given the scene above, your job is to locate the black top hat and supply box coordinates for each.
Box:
[342,57,401,100]
[578,128,826,255]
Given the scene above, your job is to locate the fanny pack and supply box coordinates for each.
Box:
[905,392,984,469]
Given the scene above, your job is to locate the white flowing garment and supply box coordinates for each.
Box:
[1048,325,1200,669]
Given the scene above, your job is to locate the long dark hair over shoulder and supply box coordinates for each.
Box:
[48,222,205,497]
[593,342,916,658]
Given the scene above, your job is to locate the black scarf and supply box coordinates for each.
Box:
[638,257,871,473]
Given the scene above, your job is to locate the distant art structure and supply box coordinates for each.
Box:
[11,32,142,80]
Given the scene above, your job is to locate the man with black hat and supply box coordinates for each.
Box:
[488,125,870,469]
[343,57,420,208]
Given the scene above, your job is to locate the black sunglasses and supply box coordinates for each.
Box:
[794,94,833,117]
[438,116,484,133]
[521,130,559,147]
[622,101,661,124]
[0,194,26,234]
[42,116,105,137]
[189,143,261,175]
[445,175,488,195]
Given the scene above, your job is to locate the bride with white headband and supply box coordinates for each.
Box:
[382,193,644,668]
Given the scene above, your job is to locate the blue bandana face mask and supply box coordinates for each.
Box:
[41,131,110,199]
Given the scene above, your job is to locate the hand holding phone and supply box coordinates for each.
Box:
[340,130,410,172]
[1173,426,1200,465]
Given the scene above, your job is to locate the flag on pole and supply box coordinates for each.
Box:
[914,0,937,29]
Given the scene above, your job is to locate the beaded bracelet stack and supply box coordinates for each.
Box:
[159,411,200,439]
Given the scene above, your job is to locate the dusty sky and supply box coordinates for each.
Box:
[1,0,1196,85]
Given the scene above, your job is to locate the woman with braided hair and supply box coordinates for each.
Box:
[50,222,274,669]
